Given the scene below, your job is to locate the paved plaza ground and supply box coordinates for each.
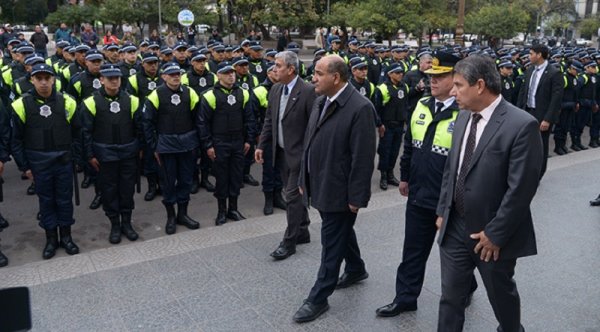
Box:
[0,144,599,331]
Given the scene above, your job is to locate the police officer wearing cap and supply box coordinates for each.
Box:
[251,62,285,215]
[403,51,432,115]
[376,51,477,317]
[365,43,381,84]
[67,48,105,209]
[81,64,142,244]
[572,61,597,149]
[498,59,516,104]
[374,62,410,190]
[208,44,226,74]
[306,48,326,81]
[247,41,268,82]
[159,46,174,66]
[588,62,600,148]
[1,42,32,105]
[47,40,70,69]
[326,36,348,63]
[172,41,191,71]
[62,44,90,87]
[10,63,80,259]
[555,61,582,155]
[13,54,63,101]
[0,89,10,267]
[181,51,218,194]
[199,61,256,226]
[118,43,140,79]
[127,52,164,201]
[143,62,201,234]
[103,42,120,65]
[349,57,385,136]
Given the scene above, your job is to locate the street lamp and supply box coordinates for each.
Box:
[158,0,162,35]
[454,0,465,46]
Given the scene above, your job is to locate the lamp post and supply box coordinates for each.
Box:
[158,0,162,35]
[454,0,465,46]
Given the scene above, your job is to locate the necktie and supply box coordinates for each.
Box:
[284,85,289,96]
[527,67,541,108]
[454,113,483,216]
[319,98,332,122]
[435,101,444,114]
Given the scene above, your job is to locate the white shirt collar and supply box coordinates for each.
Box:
[535,60,548,72]
[328,83,349,103]
[286,75,299,94]
[476,95,502,121]
[435,96,455,112]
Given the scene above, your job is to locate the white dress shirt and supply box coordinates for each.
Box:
[527,60,547,109]
[278,75,299,148]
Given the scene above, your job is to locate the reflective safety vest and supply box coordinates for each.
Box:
[410,97,459,156]
[202,87,250,135]
[83,92,139,145]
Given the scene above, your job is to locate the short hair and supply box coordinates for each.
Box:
[530,44,549,60]
[274,51,299,74]
[420,53,433,61]
[453,55,502,95]
[325,55,349,82]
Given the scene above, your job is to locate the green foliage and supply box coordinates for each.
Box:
[579,16,600,39]
[0,0,48,24]
[46,4,99,27]
[466,5,529,39]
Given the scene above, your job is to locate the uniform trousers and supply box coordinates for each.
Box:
[213,136,244,199]
[377,124,404,172]
[32,161,74,230]
[98,157,136,218]
[158,150,196,205]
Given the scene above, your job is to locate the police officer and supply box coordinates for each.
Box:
[349,57,376,102]
[81,64,142,244]
[159,46,174,65]
[199,61,256,225]
[67,49,105,209]
[588,62,600,147]
[571,62,597,150]
[326,36,348,63]
[13,54,62,101]
[127,52,164,201]
[247,41,268,82]
[181,51,217,194]
[498,59,516,104]
[374,63,410,190]
[403,51,432,114]
[208,44,226,74]
[143,62,200,234]
[0,98,9,267]
[46,40,70,69]
[10,63,80,259]
[251,63,285,215]
[365,43,381,84]
[376,51,477,317]
[172,41,191,72]
[103,42,120,65]
[1,42,32,105]
[118,43,140,79]
[286,42,307,78]
[555,61,582,155]
[61,44,89,87]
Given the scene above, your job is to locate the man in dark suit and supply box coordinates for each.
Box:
[255,51,317,260]
[293,55,376,323]
[436,55,543,332]
[516,44,563,178]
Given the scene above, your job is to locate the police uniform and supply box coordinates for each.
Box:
[118,43,140,83]
[173,42,191,72]
[13,54,63,102]
[81,64,142,244]
[374,63,410,190]
[498,60,516,104]
[181,52,218,194]
[199,62,257,225]
[0,100,9,267]
[143,62,201,235]
[251,65,284,215]
[10,64,80,259]
[1,43,31,106]
[247,41,268,82]
[555,62,582,154]
[61,44,90,88]
[326,37,349,64]
[571,63,597,150]
[127,52,164,201]
[366,44,382,84]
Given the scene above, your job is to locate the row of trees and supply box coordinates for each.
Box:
[1,0,599,44]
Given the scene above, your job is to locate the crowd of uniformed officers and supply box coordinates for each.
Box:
[0,32,599,268]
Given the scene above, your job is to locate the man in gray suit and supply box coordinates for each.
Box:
[255,51,317,260]
[436,55,543,332]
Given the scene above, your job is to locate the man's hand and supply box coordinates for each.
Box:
[399,181,409,196]
[435,216,443,230]
[154,152,161,166]
[349,204,359,214]
[207,148,216,161]
[25,169,33,180]
[299,187,303,195]
[470,231,501,262]
[243,143,250,155]
[255,148,264,164]
[540,120,551,132]
[89,158,100,172]
[378,125,386,138]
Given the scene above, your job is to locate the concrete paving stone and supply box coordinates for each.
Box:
[159,267,224,299]
[228,273,303,308]
[36,254,96,283]
[149,250,208,276]
[0,264,41,288]
[135,233,197,261]
[300,313,353,332]
[253,296,311,332]
[122,299,196,332]
[197,308,278,332]
[196,243,275,284]
[177,284,250,324]
[88,244,145,271]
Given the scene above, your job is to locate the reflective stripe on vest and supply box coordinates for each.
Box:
[410,98,458,156]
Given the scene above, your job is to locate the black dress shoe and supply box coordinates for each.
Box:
[81,175,91,189]
[387,172,400,186]
[89,194,102,210]
[375,302,417,317]
[571,143,581,151]
[560,146,569,154]
[243,174,259,186]
[590,195,600,206]
[26,182,36,195]
[270,244,296,260]
[590,139,599,148]
[336,271,369,289]
[553,147,566,155]
[293,301,329,323]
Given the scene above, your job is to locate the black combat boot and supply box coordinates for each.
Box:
[144,174,159,201]
[176,202,200,229]
[589,138,599,148]
[554,140,566,155]
[59,226,80,255]
[0,249,7,267]
[199,171,215,192]
[89,188,102,210]
[215,198,227,226]
[108,216,121,244]
[263,191,274,215]
[121,213,139,241]
[380,171,388,190]
[273,188,287,210]
[387,170,400,186]
[81,174,92,188]
[43,228,59,259]
[243,174,259,186]
[0,212,8,229]
[226,196,246,221]
[164,203,177,235]
[190,169,200,194]
[576,136,588,150]
[26,182,36,195]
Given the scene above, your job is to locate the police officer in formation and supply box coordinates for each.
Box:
[554,61,582,155]
[0,97,9,266]
[142,62,201,234]
[80,64,142,244]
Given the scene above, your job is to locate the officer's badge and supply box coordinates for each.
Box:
[419,113,426,119]
[256,64,263,73]
[359,87,366,95]
[129,68,137,76]
[505,82,510,90]
[432,57,440,66]
[397,90,405,99]
[199,77,207,87]
[372,59,377,65]
[447,121,455,133]
[573,78,578,86]
[93,78,101,89]
[592,77,597,84]
[39,105,52,118]
[110,101,121,114]
[171,94,181,106]
[241,83,249,90]
[227,95,237,106]
[148,81,157,90]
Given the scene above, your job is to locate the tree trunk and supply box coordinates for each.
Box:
[258,24,270,41]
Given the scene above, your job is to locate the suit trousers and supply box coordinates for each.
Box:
[261,142,282,192]
[307,210,365,305]
[540,129,550,178]
[438,210,523,332]
[98,157,136,218]
[276,146,309,247]
[158,150,196,205]
[32,161,74,230]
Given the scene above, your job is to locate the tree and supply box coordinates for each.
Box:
[0,0,48,24]
[579,16,600,39]
[466,4,529,47]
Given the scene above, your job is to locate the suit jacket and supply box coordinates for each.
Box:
[298,84,376,212]
[258,78,317,172]
[516,62,563,123]
[436,98,542,259]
